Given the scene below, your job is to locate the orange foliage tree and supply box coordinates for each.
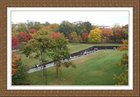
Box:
[102,28,113,42]
[12,53,21,76]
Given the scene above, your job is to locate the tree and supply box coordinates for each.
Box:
[15,23,28,32]
[51,32,60,39]
[117,40,128,51]
[81,33,89,42]
[17,32,32,43]
[102,28,113,42]
[111,24,125,43]
[47,24,59,32]
[12,53,29,85]
[69,32,79,42]
[49,33,73,78]
[27,21,42,30]
[29,28,38,34]
[22,33,53,79]
[44,21,50,26]
[88,28,102,43]
[12,53,21,76]
[12,36,19,49]
[114,39,128,85]
[22,32,73,79]
[114,54,128,85]
[74,21,92,35]
[115,28,125,42]
[122,24,128,40]
[58,21,75,36]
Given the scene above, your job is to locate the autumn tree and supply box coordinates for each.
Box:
[17,32,32,43]
[43,23,59,33]
[28,28,38,34]
[49,33,73,78]
[81,33,89,42]
[12,53,21,76]
[114,39,128,85]
[117,40,128,51]
[69,32,79,42]
[102,28,113,43]
[115,28,125,42]
[111,24,126,43]
[12,36,19,49]
[114,54,128,85]
[88,28,102,43]
[22,31,73,79]
[12,53,29,85]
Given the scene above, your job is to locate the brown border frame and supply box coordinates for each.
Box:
[0,0,139,97]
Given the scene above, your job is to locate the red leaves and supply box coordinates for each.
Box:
[82,33,89,40]
[102,28,113,37]
[17,32,32,42]
[12,36,19,49]
[51,32,60,39]
[12,32,32,49]
[115,28,125,38]
[29,29,38,34]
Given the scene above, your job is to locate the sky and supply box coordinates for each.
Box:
[11,9,129,27]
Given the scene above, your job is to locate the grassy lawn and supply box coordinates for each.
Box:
[27,50,127,85]
[68,43,94,53]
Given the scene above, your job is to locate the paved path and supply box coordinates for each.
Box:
[27,50,98,73]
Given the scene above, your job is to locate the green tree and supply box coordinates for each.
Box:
[15,23,28,32]
[58,21,75,36]
[22,32,53,78]
[50,34,74,78]
[88,28,102,43]
[27,21,42,31]
[75,21,92,35]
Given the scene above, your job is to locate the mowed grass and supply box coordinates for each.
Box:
[20,43,94,68]
[67,43,94,53]
[28,50,127,85]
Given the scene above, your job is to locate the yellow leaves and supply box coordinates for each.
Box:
[12,53,21,64]
[92,28,102,34]
[88,28,102,42]
[69,32,79,42]
[122,40,128,45]
[117,40,128,51]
